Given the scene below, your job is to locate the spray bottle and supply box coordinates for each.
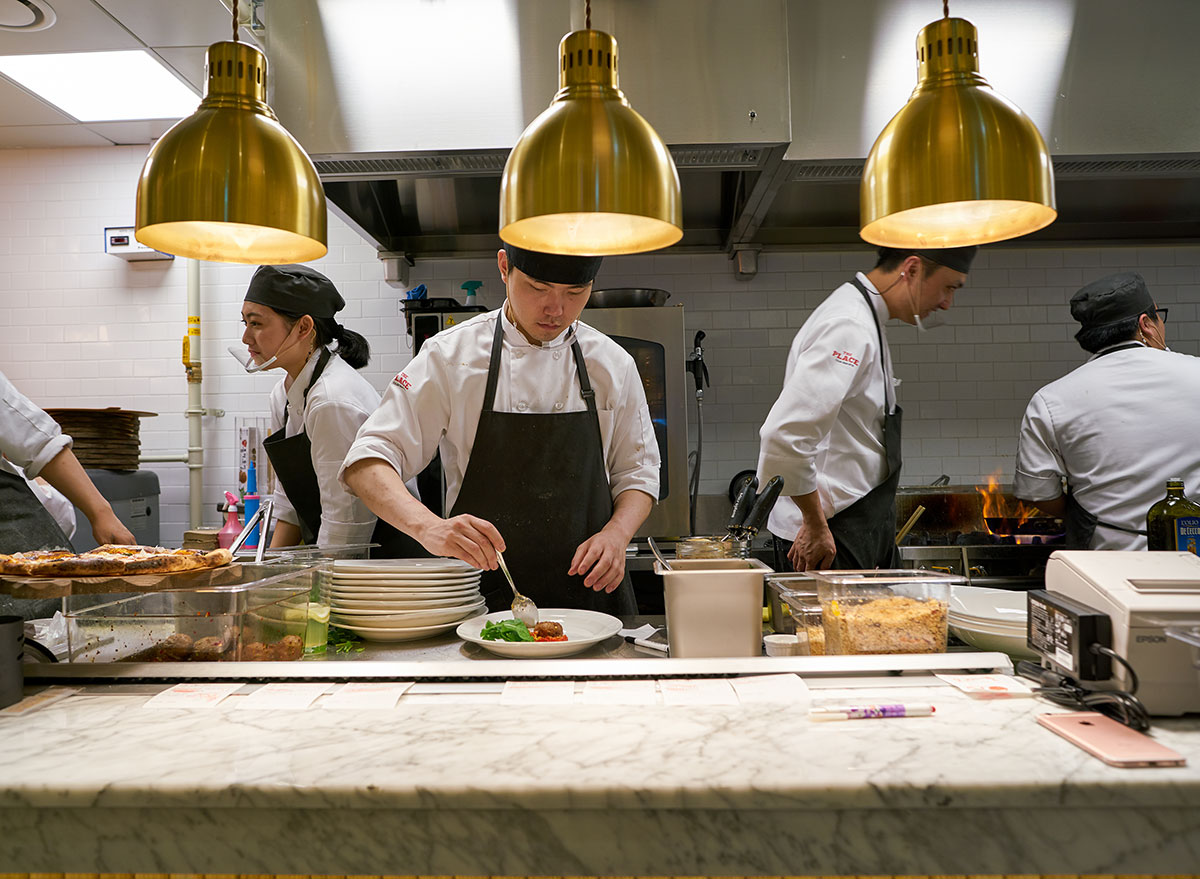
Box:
[217,491,242,549]
[461,280,482,307]
[243,459,261,548]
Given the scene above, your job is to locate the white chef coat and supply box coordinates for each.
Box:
[756,274,899,540]
[0,369,72,479]
[269,349,382,547]
[1014,343,1200,550]
[341,306,660,512]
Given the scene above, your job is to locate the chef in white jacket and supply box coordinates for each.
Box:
[1014,271,1200,549]
[240,265,419,556]
[757,245,977,571]
[341,245,659,614]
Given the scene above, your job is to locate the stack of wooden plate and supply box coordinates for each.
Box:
[43,407,156,470]
[330,558,486,642]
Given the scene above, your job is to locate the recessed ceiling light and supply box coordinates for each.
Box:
[0,49,198,121]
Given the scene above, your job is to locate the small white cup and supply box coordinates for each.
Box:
[763,633,801,656]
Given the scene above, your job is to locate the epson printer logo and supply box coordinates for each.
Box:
[1136,634,1168,644]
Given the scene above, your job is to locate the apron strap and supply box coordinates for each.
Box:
[848,276,895,413]
[482,315,505,413]
[569,335,605,455]
[281,347,333,431]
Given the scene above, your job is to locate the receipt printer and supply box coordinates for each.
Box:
[1044,551,1200,716]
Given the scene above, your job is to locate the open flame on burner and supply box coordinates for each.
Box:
[976,472,1044,542]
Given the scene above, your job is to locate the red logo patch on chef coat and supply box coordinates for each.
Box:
[393,372,412,390]
[832,349,859,367]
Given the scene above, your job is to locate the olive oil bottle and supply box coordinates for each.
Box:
[1146,478,1200,553]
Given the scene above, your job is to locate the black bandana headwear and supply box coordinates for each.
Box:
[244,264,345,318]
[1070,271,1154,330]
[504,244,603,286]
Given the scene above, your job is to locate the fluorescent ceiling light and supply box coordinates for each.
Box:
[0,49,198,121]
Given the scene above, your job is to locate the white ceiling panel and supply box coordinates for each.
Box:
[94,0,257,49]
[0,123,112,147]
[154,45,210,91]
[0,0,140,54]
[84,118,179,144]
[0,76,74,123]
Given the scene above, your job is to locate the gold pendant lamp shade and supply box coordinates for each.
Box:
[135,41,327,264]
[860,14,1056,248]
[499,28,682,256]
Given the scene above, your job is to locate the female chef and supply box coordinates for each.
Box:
[239,264,418,555]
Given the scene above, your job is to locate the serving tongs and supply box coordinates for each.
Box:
[228,498,275,564]
[724,475,785,541]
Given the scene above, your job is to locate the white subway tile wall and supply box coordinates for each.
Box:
[1,145,1197,544]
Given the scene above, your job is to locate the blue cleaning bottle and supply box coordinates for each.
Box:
[244,459,261,548]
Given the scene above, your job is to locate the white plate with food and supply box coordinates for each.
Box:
[331,608,486,642]
[456,608,623,658]
[333,558,477,575]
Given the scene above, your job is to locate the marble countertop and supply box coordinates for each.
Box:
[3,631,1200,875]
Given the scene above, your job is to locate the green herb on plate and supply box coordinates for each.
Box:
[480,619,535,642]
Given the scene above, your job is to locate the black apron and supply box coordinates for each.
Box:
[449,317,636,614]
[0,468,75,620]
[263,349,424,558]
[1063,341,1149,549]
[822,279,904,570]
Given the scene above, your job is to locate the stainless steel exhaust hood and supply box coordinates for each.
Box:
[265,0,1200,261]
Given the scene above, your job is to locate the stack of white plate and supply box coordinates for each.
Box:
[948,585,1038,660]
[330,558,486,642]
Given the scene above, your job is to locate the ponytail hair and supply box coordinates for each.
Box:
[275,307,371,369]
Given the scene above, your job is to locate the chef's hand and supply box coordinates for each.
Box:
[90,509,136,546]
[416,514,505,572]
[569,529,628,593]
[788,522,837,571]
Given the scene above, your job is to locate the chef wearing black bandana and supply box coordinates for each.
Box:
[240,264,420,556]
[341,245,660,614]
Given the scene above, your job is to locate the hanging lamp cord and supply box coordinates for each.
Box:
[943,0,949,18]
[233,0,239,42]
[585,0,591,30]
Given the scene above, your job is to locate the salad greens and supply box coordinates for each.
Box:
[480,619,535,642]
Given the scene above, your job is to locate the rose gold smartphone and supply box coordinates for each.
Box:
[1037,712,1187,768]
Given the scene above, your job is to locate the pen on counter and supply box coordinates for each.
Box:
[809,704,935,721]
[624,635,669,654]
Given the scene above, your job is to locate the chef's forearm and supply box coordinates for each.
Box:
[343,458,437,537]
[604,489,654,544]
[793,491,829,531]
[37,447,119,526]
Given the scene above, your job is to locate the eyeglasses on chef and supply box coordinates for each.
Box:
[1150,306,1169,323]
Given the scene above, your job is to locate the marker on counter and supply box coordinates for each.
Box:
[809,704,935,721]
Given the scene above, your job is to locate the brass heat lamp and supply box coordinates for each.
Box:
[860,10,1056,248]
[135,25,326,264]
[499,24,682,256]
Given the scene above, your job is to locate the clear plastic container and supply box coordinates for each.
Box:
[63,564,321,663]
[807,569,963,655]
[765,572,815,635]
[779,588,826,655]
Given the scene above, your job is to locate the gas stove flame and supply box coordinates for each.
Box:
[976,472,1043,535]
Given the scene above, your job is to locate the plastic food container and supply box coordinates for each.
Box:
[765,572,815,635]
[674,536,750,559]
[63,564,324,662]
[778,588,826,655]
[656,558,773,657]
[807,569,962,655]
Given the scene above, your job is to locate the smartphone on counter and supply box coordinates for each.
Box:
[1037,712,1187,768]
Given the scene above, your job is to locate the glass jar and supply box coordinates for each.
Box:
[675,536,750,559]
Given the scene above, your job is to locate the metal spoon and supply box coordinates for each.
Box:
[647,536,672,571]
[496,550,538,627]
